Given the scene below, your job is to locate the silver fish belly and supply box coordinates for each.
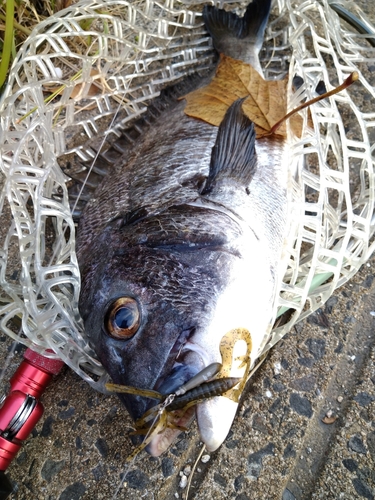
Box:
[77,0,290,454]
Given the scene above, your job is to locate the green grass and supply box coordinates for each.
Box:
[0,0,76,91]
[0,0,15,88]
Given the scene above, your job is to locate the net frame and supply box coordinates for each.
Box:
[0,0,374,391]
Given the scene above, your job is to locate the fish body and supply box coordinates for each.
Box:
[77,0,290,454]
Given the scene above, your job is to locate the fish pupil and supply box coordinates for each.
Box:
[114,307,135,329]
[105,297,140,339]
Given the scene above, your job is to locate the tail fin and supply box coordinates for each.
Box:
[203,0,271,74]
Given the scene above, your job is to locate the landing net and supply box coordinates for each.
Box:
[0,0,374,390]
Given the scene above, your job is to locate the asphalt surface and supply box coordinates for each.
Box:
[1,253,374,500]
[1,1,375,499]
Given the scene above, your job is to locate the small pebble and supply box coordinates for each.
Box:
[274,362,282,375]
[53,66,63,78]
[179,475,188,489]
[174,493,179,499]
[326,409,334,418]
[201,454,210,463]
[183,465,191,476]
[265,390,272,398]
[337,396,343,403]
[370,311,375,316]
[290,393,313,418]
[348,435,367,454]
[353,392,375,407]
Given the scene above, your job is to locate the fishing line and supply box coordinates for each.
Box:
[186,443,206,499]
[111,394,176,500]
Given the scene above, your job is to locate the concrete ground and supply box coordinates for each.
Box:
[1,1,375,499]
[0,256,374,500]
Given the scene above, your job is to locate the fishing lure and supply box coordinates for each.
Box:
[106,328,252,460]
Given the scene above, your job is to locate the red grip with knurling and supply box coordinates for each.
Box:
[0,348,64,471]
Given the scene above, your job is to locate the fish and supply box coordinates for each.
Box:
[76,0,291,456]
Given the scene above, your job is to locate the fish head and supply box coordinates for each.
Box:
[78,200,275,454]
[79,205,249,413]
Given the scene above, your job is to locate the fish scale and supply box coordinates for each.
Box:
[77,99,217,255]
[66,73,214,219]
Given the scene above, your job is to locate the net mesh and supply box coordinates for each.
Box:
[0,0,374,390]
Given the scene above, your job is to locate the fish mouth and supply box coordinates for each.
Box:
[154,339,209,394]
[144,325,251,456]
[146,395,239,457]
[146,362,240,456]
[145,405,196,457]
[145,341,208,457]
[146,341,238,457]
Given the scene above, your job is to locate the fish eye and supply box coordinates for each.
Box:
[104,297,140,340]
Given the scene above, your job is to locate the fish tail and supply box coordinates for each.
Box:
[203,0,271,74]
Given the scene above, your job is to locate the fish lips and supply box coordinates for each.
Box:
[141,344,240,457]
[146,396,240,457]
[95,307,206,410]
[145,359,240,456]
[145,330,250,455]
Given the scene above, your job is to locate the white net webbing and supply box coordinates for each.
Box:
[0,0,374,390]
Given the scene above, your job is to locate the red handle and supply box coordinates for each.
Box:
[0,349,64,470]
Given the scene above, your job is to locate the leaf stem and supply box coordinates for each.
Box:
[270,71,359,135]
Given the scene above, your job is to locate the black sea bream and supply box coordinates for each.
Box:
[77,0,290,455]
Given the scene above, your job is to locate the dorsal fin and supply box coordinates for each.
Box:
[201,98,257,195]
[203,0,271,69]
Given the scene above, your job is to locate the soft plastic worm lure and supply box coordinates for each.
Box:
[105,327,253,460]
[174,362,223,396]
[105,362,223,400]
[123,379,244,460]
[167,376,242,411]
[131,376,242,436]
[216,327,252,402]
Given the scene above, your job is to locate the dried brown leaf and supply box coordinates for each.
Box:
[184,54,303,138]
[183,56,247,126]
